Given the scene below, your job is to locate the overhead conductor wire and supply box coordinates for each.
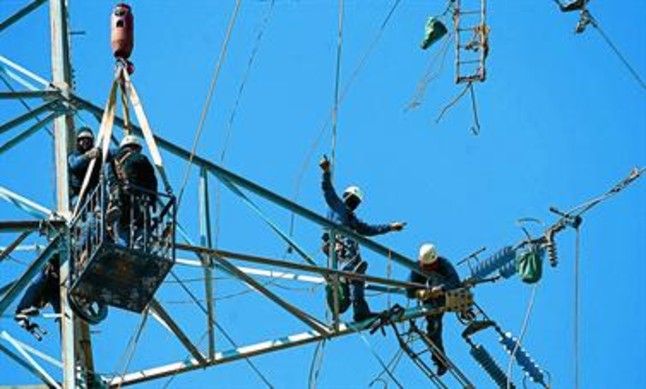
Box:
[506,284,539,389]
[588,12,646,90]
[176,0,242,208]
[214,0,276,248]
[330,0,344,170]
[574,225,581,389]
[287,0,402,243]
[308,2,346,386]
[161,271,274,388]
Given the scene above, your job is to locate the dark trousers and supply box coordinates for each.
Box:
[15,270,61,315]
[426,314,446,367]
[340,257,367,302]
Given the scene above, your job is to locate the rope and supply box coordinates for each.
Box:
[176,0,242,207]
[506,284,538,389]
[219,0,275,164]
[386,250,393,309]
[286,0,402,242]
[167,271,274,388]
[330,0,345,171]
[468,83,481,135]
[435,82,470,124]
[164,276,230,284]
[406,32,453,111]
[588,13,646,90]
[115,309,149,389]
[369,330,410,386]
[307,338,327,389]
[356,330,404,389]
[214,0,275,248]
[161,329,210,389]
[574,226,581,389]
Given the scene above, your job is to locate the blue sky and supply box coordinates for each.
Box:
[1,1,645,387]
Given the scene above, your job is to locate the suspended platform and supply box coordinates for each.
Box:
[68,180,176,323]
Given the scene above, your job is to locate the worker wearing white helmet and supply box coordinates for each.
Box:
[68,127,109,200]
[407,242,461,377]
[105,134,158,246]
[119,134,141,149]
[319,155,406,322]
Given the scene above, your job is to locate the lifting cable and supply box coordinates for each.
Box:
[506,283,539,389]
[218,0,275,164]
[369,321,412,387]
[307,2,345,382]
[560,0,646,91]
[356,329,404,389]
[573,225,581,389]
[588,14,645,90]
[406,31,453,111]
[286,0,402,243]
[330,0,345,170]
[214,0,276,247]
[176,0,242,208]
[307,336,327,389]
[406,0,456,110]
[115,309,149,389]
[435,81,481,135]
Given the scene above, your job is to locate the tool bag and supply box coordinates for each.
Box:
[515,244,544,284]
[325,280,351,314]
[421,17,448,50]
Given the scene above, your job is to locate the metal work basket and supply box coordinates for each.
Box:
[68,178,176,323]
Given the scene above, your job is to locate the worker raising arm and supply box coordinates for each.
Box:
[319,155,405,322]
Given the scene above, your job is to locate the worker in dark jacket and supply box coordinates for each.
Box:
[106,135,158,246]
[407,243,461,376]
[319,155,405,321]
[14,254,61,340]
[68,127,104,203]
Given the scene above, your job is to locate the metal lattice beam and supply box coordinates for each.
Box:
[108,304,438,387]
[0,0,48,33]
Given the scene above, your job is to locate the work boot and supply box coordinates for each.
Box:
[353,299,378,322]
[14,308,46,341]
[436,363,448,377]
[15,306,39,320]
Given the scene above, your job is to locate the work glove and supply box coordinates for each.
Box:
[415,289,432,301]
[85,148,101,160]
[319,155,331,172]
[390,222,406,231]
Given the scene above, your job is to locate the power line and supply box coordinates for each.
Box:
[215,0,276,248]
[177,0,243,207]
[588,12,646,90]
[330,0,345,171]
[166,271,274,388]
[286,0,403,242]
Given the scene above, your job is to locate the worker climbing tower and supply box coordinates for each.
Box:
[453,0,489,84]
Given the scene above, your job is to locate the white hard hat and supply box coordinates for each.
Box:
[419,243,438,265]
[76,127,94,140]
[120,134,141,149]
[343,186,364,202]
